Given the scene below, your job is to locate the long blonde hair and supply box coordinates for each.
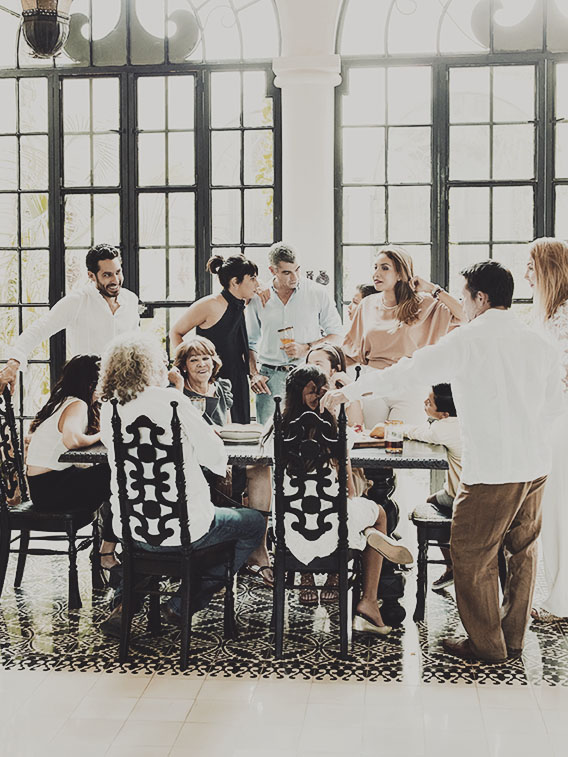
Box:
[377,245,421,325]
[530,237,568,321]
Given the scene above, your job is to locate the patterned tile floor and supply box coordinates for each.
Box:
[0,550,567,755]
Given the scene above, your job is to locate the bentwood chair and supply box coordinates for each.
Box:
[0,388,103,609]
[110,398,237,670]
[272,397,362,659]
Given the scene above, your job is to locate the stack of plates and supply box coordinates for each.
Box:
[219,423,264,444]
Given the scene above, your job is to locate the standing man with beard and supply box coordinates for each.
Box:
[0,244,140,394]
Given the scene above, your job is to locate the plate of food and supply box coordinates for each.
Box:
[352,423,386,448]
[219,422,264,444]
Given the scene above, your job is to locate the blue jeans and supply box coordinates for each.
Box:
[255,364,290,425]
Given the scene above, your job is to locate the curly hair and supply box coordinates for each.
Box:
[98,333,165,405]
[173,336,222,383]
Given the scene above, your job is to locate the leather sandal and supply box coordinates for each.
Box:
[299,573,318,605]
[321,573,339,603]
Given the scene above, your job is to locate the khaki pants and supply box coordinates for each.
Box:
[450,476,546,661]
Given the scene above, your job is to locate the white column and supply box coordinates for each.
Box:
[272,53,341,287]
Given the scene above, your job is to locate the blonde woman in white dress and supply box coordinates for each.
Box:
[526,237,568,621]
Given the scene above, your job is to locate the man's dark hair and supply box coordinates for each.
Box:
[432,383,457,417]
[460,260,514,309]
[86,244,121,274]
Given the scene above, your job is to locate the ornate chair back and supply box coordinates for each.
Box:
[0,388,28,509]
[110,398,191,552]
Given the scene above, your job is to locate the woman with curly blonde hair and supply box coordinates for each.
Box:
[525,237,568,621]
[342,245,465,425]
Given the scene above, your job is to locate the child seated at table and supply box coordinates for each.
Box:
[403,383,462,589]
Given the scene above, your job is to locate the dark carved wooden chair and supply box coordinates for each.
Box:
[0,388,102,609]
[272,397,362,659]
[110,398,237,671]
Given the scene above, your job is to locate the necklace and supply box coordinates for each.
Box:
[379,296,397,311]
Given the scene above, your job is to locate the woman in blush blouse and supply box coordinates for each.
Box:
[342,246,465,426]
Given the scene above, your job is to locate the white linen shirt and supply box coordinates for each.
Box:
[342,309,564,486]
[245,278,343,366]
[404,416,462,497]
[5,283,139,369]
[100,386,228,546]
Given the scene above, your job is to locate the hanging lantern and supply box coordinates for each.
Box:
[20,0,74,58]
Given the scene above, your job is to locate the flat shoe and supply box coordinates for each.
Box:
[365,529,413,565]
[352,612,392,636]
[244,563,274,587]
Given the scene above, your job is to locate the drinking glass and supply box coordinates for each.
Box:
[189,396,206,415]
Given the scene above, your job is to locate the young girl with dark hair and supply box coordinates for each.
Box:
[269,364,413,632]
[170,254,259,424]
[26,354,118,568]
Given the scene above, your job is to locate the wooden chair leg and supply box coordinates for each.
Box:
[148,583,161,636]
[339,566,349,660]
[66,525,81,610]
[119,563,134,664]
[274,560,285,659]
[0,525,10,599]
[413,527,428,622]
[14,529,30,588]
[223,561,236,639]
[179,573,192,671]
[90,517,105,591]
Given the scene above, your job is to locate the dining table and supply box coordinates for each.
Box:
[59,439,448,624]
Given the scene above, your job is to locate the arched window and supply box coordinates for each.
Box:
[336,0,568,313]
[0,0,281,428]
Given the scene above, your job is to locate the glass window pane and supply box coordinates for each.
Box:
[388,67,431,125]
[0,79,17,133]
[240,1,279,60]
[343,186,386,243]
[244,246,271,284]
[168,248,196,301]
[492,186,533,242]
[343,127,385,184]
[93,194,120,243]
[449,187,490,242]
[93,134,120,186]
[139,193,165,247]
[23,307,49,359]
[64,135,91,187]
[493,3,543,52]
[555,186,568,238]
[388,0,439,55]
[19,78,48,133]
[0,194,18,246]
[0,136,18,190]
[449,244,490,296]
[556,63,568,120]
[199,4,241,61]
[387,127,431,184]
[20,135,49,191]
[65,195,91,247]
[66,248,89,293]
[388,186,430,243]
[131,0,166,65]
[140,248,167,301]
[211,72,241,129]
[0,250,18,303]
[244,188,273,244]
[0,9,18,68]
[493,124,534,180]
[211,131,241,186]
[343,246,377,299]
[339,0,388,56]
[244,130,273,185]
[63,79,90,132]
[212,189,241,244]
[167,76,195,130]
[493,66,535,121]
[169,193,195,247]
[555,123,568,179]
[404,245,431,282]
[0,308,18,353]
[23,363,50,415]
[493,244,533,299]
[450,125,490,180]
[450,67,490,123]
[168,132,195,185]
[21,193,49,248]
[138,77,165,131]
[243,71,272,128]
[440,0,489,54]
[138,133,166,186]
[21,249,49,303]
[92,78,119,132]
[342,68,385,126]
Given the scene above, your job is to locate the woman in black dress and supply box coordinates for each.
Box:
[170,254,259,423]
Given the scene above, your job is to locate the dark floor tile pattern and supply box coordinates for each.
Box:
[0,552,567,685]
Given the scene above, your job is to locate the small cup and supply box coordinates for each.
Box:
[189,396,207,415]
[385,419,404,454]
[278,326,294,349]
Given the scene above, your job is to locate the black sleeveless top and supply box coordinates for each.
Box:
[197,290,250,423]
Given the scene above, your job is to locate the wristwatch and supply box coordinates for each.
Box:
[431,285,443,299]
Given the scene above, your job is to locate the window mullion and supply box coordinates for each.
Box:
[196,69,211,299]
[432,62,449,289]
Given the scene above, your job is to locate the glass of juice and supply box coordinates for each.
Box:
[385,419,404,454]
[278,326,294,349]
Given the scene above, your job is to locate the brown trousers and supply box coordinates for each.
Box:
[450,476,546,661]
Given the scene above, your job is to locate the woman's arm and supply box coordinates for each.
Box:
[169,299,213,350]
[346,458,356,499]
[59,400,101,449]
[411,276,465,323]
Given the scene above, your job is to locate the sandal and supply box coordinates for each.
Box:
[321,573,339,603]
[299,573,318,605]
[531,607,565,623]
[100,550,120,571]
[244,563,274,587]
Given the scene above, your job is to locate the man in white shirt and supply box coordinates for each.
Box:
[0,244,140,393]
[324,260,564,663]
[246,242,343,424]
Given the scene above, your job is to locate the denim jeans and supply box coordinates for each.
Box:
[255,364,291,425]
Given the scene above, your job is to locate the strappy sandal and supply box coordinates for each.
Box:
[100,550,120,571]
[299,573,318,605]
[531,607,566,623]
[321,572,339,603]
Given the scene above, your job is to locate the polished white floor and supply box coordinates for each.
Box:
[1,666,568,756]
